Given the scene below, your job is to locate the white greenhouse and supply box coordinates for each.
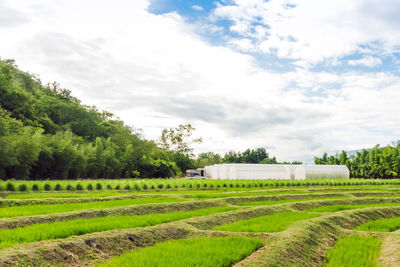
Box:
[294,165,350,180]
[204,164,350,180]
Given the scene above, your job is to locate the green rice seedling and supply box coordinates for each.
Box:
[18,184,27,192]
[0,196,187,218]
[54,184,62,191]
[0,206,236,249]
[31,184,39,191]
[307,203,400,212]
[356,217,400,232]
[6,182,15,191]
[213,211,320,233]
[5,191,138,199]
[44,183,51,191]
[237,196,347,206]
[324,235,381,267]
[134,184,141,191]
[99,236,263,267]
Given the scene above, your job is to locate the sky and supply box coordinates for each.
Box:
[1,0,400,163]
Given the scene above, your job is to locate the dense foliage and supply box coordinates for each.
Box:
[0,59,181,179]
[315,143,400,178]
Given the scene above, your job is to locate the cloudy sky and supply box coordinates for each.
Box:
[1,0,400,162]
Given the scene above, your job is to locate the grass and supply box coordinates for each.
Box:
[307,202,400,212]
[186,190,311,199]
[213,211,320,232]
[0,196,187,218]
[237,196,348,206]
[0,206,236,249]
[324,235,381,267]
[99,236,263,267]
[356,217,400,232]
[1,178,400,193]
[3,191,137,199]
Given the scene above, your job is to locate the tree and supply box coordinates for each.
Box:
[159,124,202,155]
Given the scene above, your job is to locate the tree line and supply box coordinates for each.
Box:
[315,142,400,179]
[195,147,302,168]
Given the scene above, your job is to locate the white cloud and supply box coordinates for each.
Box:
[348,56,382,67]
[192,5,203,11]
[0,0,400,162]
[213,0,400,66]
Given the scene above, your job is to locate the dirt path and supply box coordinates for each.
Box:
[378,233,400,267]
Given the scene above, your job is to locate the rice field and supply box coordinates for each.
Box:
[1,178,400,266]
[324,235,381,267]
[99,237,263,267]
[213,211,321,232]
[356,217,400,232]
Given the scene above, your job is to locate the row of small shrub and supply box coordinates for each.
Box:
[1,178,400,193]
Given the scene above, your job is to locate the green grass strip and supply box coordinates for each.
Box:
[356,217,400,232]
[307,202,400,212]
[0,206,236,249]
[213,211,320,232]
[0,197,187,218]
[99,236,263,267]
[324,235,381,267]
[4,192,136,199]
[237,196,347,206]
[186,190,311,199]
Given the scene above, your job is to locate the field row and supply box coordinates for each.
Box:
[1,178,400,193]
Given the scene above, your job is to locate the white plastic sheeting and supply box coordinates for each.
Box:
[206,164,291,180]
[204,164,350,180]
[204,166,212,178]
[295,165,350,180]
[229,164,291,180]
[287,165,298,180]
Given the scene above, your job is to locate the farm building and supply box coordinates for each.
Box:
[205,164,349,180]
